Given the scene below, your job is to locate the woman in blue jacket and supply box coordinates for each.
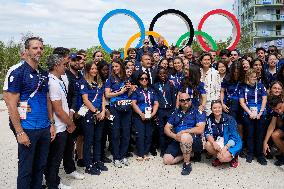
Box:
[152,67,176,156]
[105,59,134,168]
[132,72,159,161]
[239,68,268,165]
[204,100,242,168]
[79,61,107,175]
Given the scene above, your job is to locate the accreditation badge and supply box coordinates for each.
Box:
[250,107,258,117]
[18,101,28,120]
[145,107,152,119]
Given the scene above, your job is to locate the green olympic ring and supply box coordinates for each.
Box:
[176,31,218,51]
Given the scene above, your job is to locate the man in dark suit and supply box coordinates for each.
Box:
[132,52,157,85]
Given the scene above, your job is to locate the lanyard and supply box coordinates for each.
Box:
[159,83,168,105]
[28,72,45,102]
[216,121,224,136]
[245,83,258,104]
[142,89,151,106]
[88,81,99,102]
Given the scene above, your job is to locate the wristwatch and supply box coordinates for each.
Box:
[49,119,55,125]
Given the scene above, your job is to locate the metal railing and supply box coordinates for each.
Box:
[252,30,284,37]
[254,14,284,21]
[255,0,283,5]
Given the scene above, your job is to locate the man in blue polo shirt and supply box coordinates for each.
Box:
[163,93,206,175]
[4,37,55,189]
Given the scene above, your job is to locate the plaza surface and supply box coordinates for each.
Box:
[0,100,283,189]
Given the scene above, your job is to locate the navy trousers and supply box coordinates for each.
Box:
[17,127,50,189]
[110,108,132,160]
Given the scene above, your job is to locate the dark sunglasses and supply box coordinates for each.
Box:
[139,77,149,81]
[179,98,191,103]
[144,42,149,45]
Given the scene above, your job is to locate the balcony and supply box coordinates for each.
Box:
[252,30,284,38]
[255,0,283,5]
[254,14,284,21]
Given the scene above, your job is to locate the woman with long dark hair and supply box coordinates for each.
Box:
[105,59,134,168]
[177,64,206,110]
[250,58,269,89]
[169,57,184,90]
[221,62,243,137]
[132,72,159,161]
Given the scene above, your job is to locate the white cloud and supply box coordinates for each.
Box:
[0,0,235,49]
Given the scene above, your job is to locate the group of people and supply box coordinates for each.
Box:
[3,36,284,189]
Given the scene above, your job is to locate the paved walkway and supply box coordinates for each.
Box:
[0,100,283,189]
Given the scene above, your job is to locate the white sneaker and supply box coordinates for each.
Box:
[67,171,85,180]
[121,158,130,166]
[113,160,123,168]
[58,182,72,189]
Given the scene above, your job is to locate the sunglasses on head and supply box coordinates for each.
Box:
[139,77,148,81]
[179,98,191,103]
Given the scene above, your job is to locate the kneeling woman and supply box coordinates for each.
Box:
[132,72,159,161]
[204,100,242,168]
[79,61,107,175]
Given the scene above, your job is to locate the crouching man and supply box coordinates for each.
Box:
[163,93,206,175]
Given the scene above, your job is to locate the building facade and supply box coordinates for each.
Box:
[233,0,284,54]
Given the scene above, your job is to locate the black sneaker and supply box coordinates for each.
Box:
[246,155,253,163]
[181,163,192,175]
[192,152,201,162]
[126,152,134,157]
[150,150,157,156]
[265,152,273,159]
[239,150,246,158]
[95,161,108,171]
[257,156,267,165]
[77,159,85,167]
[85,165,101,175]
[274,158,284,166]
[101,156,112,163]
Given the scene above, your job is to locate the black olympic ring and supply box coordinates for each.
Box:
[148,9,194,49]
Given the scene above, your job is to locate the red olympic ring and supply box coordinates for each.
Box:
[197,9,241,51]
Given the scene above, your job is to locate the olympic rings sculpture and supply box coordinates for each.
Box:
[98,8,241,58]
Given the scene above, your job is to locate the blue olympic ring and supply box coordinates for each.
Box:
[98,9,146,58]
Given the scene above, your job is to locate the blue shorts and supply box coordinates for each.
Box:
[165,135,203,158]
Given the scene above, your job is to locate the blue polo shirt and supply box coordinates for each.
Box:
[168,107,206,133]
[131,87,158,113]
[170,71,184,90]
[7,62,49,129]
[105,76,130,106]
[79,79,105,111]
[221,80,240,102]
[152,80,176,109]
[239,82,267,114]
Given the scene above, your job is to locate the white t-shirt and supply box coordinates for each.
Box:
[48,73,69,133]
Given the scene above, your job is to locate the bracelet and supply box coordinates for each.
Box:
[16,131,25,137]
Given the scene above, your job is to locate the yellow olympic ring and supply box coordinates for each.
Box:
[124,31,169,58]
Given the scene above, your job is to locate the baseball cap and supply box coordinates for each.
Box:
[70,53,82,60]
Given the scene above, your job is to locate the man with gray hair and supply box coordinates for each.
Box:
[45,54,76,189]
[183,46,196,65]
